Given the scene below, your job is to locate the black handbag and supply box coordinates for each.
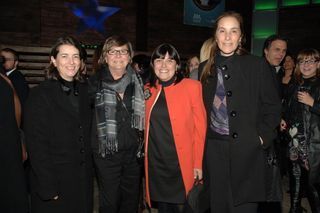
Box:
[187,178,210,213]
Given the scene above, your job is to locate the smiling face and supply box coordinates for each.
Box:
[51,44,80,81]
[153,52,177,82]
[298,56,319,79]
[215,16,242,56]
[105,44,130,74]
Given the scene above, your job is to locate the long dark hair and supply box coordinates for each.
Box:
[149,43,183,87]
[46,36,85,81]
[200,11,247,84]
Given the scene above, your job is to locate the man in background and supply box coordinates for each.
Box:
[1,48,29,108]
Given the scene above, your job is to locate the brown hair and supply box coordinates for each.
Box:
[200,11,247,84]
[46,36,85,81]
[294,48,320,84]
[98,35,133,66]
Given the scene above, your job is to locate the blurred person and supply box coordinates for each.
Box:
[0,73,29,213]
[186,56,200,80]
[281,48,320,213]
[144,43,206,213]
[24,36,93,213]
[1,48,29,108]
[89,35,145,213]
[199,11,281,213]
[132,53,151,85]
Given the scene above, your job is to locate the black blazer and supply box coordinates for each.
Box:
[24,79,93,213]
[200,54,281,204]
[7,69,29,107]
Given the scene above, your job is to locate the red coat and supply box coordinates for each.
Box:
[144,78,207,206]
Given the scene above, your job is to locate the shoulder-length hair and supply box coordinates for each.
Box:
[46,36,85,81]
[98,35,134,66]
[149,43,183,87]
[294,48,320,84]
[200,11,247,84]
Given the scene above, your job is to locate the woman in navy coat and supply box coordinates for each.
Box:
[24,36,93,213]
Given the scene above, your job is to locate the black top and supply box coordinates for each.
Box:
[90,67,138,153]
[62,79,79,114]
[148,76,185,203]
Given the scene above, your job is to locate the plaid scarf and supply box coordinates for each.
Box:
[95,66,145,157]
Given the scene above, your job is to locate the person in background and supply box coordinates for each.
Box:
[144,43,206,213]
[199,11,281,213]
[200,38,214,63]
[190,38,214,80]
[263,34,288,97]
[282,53,296,98]
[281,48,320,213]
[24,36,93,213]
[0,73,29,213]
[0,48,29,108]
[186,56,200,79]
[132,53,151,85]
[89,35,145,213]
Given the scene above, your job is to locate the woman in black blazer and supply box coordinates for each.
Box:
[199,11,281,213]
[24,36,93,213]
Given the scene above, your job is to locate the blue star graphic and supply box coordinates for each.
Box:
[65,0,120,35]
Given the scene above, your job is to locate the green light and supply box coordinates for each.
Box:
[255,0,278,10]
[313,0,320,3]
[282,0,309,6]
[253,30,276,39]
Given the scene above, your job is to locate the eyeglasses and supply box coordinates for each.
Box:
[298,59,318,65]
[107,49,129,55]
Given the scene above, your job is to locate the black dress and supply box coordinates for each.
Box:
[148,79,185,204]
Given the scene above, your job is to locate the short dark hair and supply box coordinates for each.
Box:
[149,43,183,87]
[1,48,19,61]
[262,34,288,56]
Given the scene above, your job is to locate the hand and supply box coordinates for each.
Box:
[194,169,203,180]
[297,91,314,107]
[280,119,287,131]
[53,196,59,200]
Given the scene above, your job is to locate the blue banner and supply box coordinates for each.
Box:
[183,0,225,27]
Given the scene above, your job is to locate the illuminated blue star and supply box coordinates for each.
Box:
[65,0,120,35]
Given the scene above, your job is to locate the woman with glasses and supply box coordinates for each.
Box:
[281,48,320,213]
[89,35,145,213]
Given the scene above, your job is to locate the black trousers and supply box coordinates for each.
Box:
[289,161,320,213]
[205,138,258,213]
[157,202,193,213]
[94,148,142,213]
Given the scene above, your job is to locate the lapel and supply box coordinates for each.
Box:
[202,74,217,112]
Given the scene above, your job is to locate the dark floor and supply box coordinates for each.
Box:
[93,176,312,213]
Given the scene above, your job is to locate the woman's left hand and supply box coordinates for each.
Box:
[194,169,203,180]
[297,91,314,107]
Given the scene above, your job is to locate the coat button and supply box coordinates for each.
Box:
[79,125,82,129]
[79,136,83,142]
[221,65,228,71]
[230,111,237,117]
[80,148,85,153]
[232,133,238,138]
[227,91,232,97]
[224,74,230,80]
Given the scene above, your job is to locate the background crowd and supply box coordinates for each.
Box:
[1,10,320,213]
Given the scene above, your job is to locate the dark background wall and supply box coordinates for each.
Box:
[0,0,252,58]
[0,0,319,57]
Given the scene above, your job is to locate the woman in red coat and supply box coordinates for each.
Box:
[144,43,207,212]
